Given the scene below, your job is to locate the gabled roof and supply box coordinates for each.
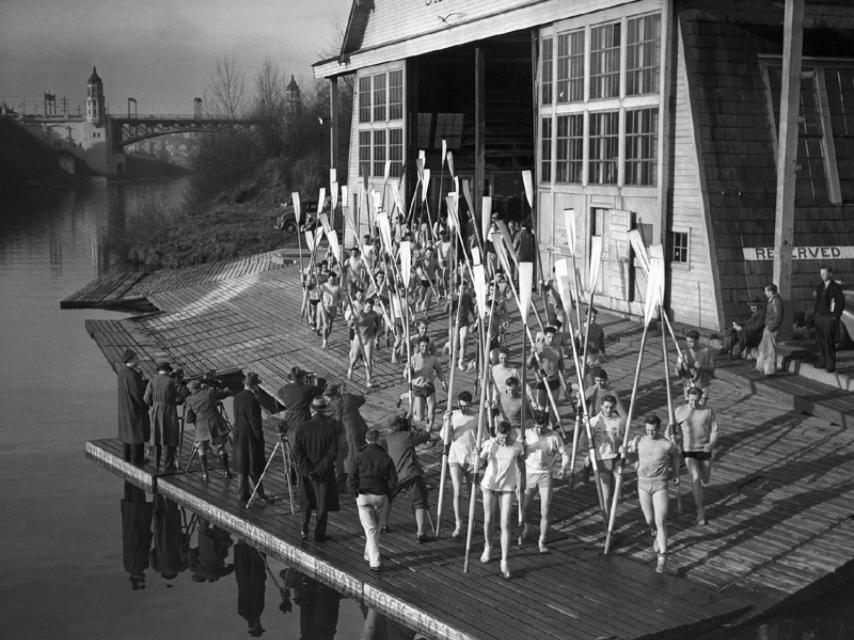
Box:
[339,0,373,62]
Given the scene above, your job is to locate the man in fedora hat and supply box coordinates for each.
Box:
[144,361,184,472]
[117,348,149,466]
[293,395,340,541]
[325,382,368,493]
[233,372,274,505]
[278,366,325,440]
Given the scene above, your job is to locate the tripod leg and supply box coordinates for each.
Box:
[220,448,233,478]
[184,444,199,473]
[245,441,281,509]
[282,442,295,515]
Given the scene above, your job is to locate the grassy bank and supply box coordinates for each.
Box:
[123,159,293,271]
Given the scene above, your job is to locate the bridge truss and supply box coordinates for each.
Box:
[110,115,257,147]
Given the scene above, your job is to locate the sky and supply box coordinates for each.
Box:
[0,0,348,115]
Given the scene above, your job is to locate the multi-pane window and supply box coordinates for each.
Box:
[589,111,619,184]
[372,130,386,177]
[539,11,661,188]
[389,70,403,120]
[357,67,404,178]
[389,128,404,178]
[556,114,583,183]
[764,60,854,204]
[541,117,553,182]
[590,22,621,100]
[671,231,689,264]
[542,37,554,105]
[358,130,371,178]
[434,113,464,149]
[557,29,585,103]
[373,74,387,121]
[626,14,661,95]
[358,77,371,123]
[625,108,658,185]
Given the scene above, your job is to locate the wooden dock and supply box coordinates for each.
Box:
[75,255,854,639]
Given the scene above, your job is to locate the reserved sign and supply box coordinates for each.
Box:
[742,246,854,261]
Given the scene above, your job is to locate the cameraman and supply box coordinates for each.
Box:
[278,366,325,439]
[185,378,233,480]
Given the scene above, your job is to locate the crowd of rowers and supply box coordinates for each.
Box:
[116,212,719,579]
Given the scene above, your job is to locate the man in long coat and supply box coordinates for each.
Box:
[293,396,340,542]
[278,366,325,439]
[813,264,846,373]
[233,372,272,505]
[117,348,150,466]
[325,382,368,492]
[144,361,183,471]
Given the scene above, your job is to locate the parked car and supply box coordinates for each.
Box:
[275,199,318,234]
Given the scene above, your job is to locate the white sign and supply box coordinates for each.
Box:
[743,246,854,261]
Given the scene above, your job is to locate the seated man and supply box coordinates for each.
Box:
[721,299,764,358]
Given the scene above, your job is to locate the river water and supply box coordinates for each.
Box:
[0,179,850,640]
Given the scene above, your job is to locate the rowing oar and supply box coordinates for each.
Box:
[554,259,607,521]
[661,304,683,515]
[563,208,585,345]
[630,231,685,515]
[604,249,665,553]
[342,267,371,386]
[517,260,533,532]
[463,280,496,573]
[435,281,465,537]
[580,235,604,371]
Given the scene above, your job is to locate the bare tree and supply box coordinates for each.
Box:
[253,58,287,157]
[205,57,246,117]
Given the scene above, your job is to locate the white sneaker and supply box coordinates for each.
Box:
[480,545,491,564]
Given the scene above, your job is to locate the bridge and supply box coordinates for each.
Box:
[108,114,257,147]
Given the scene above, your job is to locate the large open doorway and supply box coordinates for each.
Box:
[406,30,535,231]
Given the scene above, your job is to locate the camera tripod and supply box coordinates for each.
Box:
[246,431,296,513]
[183,402,234,476]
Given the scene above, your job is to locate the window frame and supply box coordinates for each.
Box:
[670,229,691,269]
[355,64,406,178]
[538,7,661,189]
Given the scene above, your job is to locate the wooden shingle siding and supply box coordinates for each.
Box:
[681,8,854,324]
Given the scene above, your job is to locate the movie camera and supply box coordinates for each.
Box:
[187,366,245,391]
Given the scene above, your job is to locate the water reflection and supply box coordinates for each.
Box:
[120,482,152,591]
[0,179,187,276]
[116,482,418,639]
[235,541,267,636]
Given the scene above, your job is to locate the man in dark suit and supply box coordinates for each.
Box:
[813,265,846,373]
[116,348,150,466]
[293,396,340,542]
[233,372,274,505]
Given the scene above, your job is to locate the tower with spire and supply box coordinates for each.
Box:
[285,75,302,116]
[86,66,105,124]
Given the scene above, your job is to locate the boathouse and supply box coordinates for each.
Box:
[314,0,854,332]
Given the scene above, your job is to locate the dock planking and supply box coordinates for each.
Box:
[77,253,854,638]
[86,435,748,640]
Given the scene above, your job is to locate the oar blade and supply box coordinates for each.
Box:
[629,229,651,273]
[519,261,534,320]
[588,236,603,292]
[522,170,534,209]
[563,208,577,255]
[399,240,412,283]
[473,264,488,318]
[291,192,301,224]
[481,196,492,243]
